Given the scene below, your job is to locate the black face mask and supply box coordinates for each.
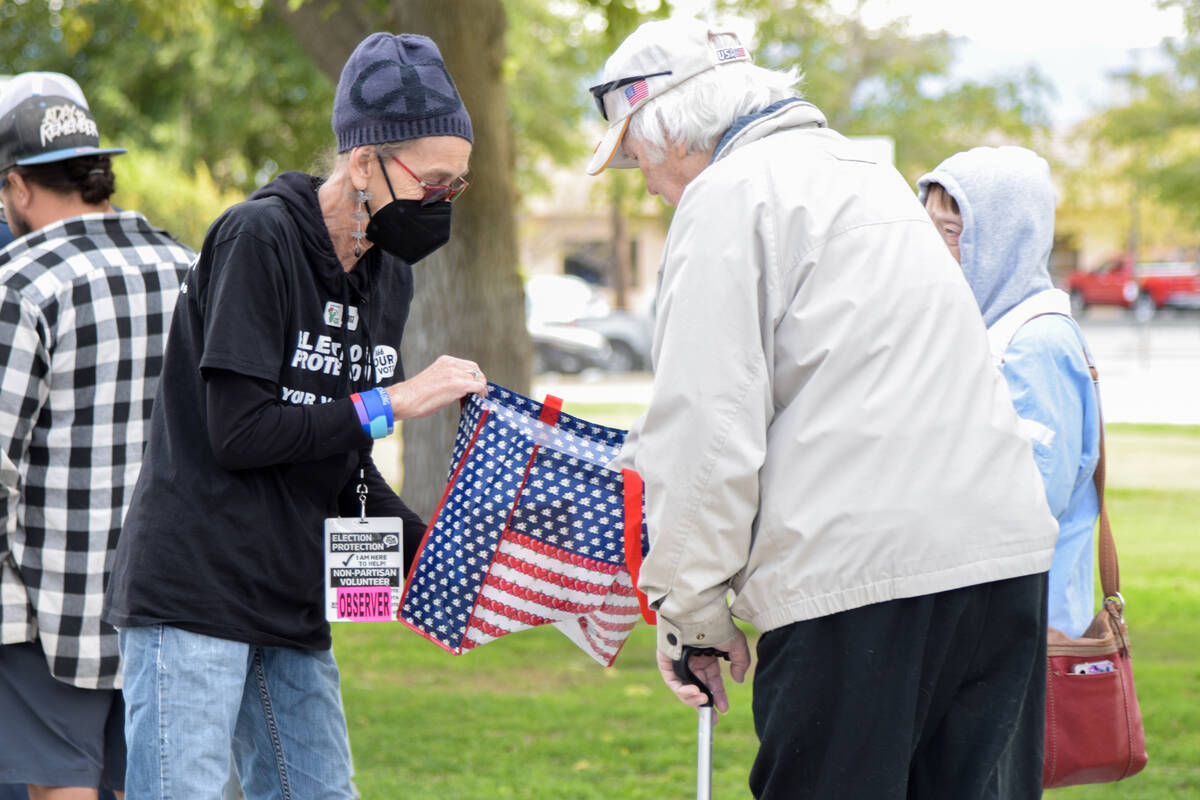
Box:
[365,154,453,263]
[365,198,452,264]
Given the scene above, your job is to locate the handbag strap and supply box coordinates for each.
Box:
[1085,356,1135,658]
[1019,313,1121,605]
[1086,361,1121,605]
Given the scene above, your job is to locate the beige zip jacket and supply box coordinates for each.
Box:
[625,101,1058,658]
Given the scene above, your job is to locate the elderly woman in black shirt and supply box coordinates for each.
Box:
[105,33,485,798]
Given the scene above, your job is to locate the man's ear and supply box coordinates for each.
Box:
[5,171,32,211]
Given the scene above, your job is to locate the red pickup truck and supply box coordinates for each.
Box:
[1066,253,1200,320]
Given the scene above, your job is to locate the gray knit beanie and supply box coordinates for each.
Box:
[332,32,473,152]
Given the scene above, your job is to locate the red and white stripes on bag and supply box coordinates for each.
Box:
[399,383,654,666]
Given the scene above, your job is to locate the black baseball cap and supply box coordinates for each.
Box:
[0,72,126,173]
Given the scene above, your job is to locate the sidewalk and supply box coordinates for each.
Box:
[1078,315,1200,425]
[373,316,1197,489]
[535,314,1200,426]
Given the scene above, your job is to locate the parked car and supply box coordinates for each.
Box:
[1066,253,1200,321]
[1134,260,1200,319]
[529,319,611,375]
[525,274,654,372]
[575,303,654,372]
[526,273,611,323]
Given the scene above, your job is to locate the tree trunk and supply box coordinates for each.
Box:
[267,0,379,82]
[610,193,630,310]
[273,0,529,518]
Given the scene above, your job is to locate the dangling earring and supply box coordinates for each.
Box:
[350,188,372,258]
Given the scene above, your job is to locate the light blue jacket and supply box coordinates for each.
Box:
[1002,313,1101,636]
[919,146,1101,637]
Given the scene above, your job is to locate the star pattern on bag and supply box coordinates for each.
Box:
[400,384,646,664]
[511,449,624,565]
[403,402,527,646]
[486,386,624,466]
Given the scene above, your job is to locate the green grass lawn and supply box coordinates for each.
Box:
[335,420,1200,798]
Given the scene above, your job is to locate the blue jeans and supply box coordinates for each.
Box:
[119,625,357,800]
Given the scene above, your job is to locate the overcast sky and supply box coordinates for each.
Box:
[681,0,1190,127]
[833,0,1186,48]
[844,1,1190,125]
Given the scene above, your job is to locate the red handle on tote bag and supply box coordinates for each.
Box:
[622,468,656,625]
[540,392,653,625]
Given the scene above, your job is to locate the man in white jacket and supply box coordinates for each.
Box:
[587,18,1059,799]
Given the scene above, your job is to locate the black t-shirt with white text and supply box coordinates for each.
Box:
[105,172,421,650]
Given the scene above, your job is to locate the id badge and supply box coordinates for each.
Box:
[324,517,405,623]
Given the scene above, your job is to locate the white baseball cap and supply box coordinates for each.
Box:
[0,71,90,118]
[0,71,126,172]
[585,17,751,176]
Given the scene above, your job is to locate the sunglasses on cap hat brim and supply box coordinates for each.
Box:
[588,70,672,121]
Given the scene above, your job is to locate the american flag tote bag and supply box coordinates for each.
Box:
[399,383,655,666]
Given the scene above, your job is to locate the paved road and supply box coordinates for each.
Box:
[374,311,1194,489]
[536,308,1200,425]
[1078,309,1200,424]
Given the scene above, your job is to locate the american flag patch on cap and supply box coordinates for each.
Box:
[624,79,649,106]
[715,45,748,62]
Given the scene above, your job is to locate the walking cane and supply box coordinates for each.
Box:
[672,645,731,800]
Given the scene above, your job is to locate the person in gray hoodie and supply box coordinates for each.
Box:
[918,146,1102,640]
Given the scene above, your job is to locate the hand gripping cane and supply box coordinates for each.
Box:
[672,646,731,800]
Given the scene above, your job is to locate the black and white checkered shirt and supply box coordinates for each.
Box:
[0,211,193,689]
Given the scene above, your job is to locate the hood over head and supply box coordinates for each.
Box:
[917,146,1056,326]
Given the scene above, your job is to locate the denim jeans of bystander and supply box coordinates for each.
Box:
[119,625,357,800]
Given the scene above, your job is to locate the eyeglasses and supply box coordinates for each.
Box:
[0,172,8,225]
[390,156,469,206]
[588,71,672,121]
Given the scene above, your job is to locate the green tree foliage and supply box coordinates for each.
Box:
[3,0,1055,214]
[112,151,247,251]
[1,0,333,186]
[1,0,333,245]
[501,0,672,194]
[1085,0,1200,236]
[502,0,1054,187]
[715,0,1052,181]
[502,0,607,189]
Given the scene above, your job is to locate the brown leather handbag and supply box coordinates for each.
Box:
[1042,410,1148,788]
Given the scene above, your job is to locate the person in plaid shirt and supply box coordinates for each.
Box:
[0,72,192,799]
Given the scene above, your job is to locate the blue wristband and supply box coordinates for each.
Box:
[357,386,394,438]
[373,387,394,432]
[368,415,389,439]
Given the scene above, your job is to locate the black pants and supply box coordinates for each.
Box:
[749,573,1048,800]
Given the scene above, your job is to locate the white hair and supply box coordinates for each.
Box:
[626,62,803,164]
[318,138,416,179]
